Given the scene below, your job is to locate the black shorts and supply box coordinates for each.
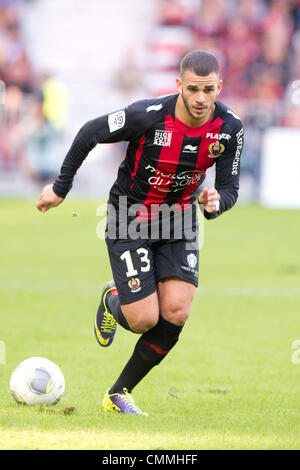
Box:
[105,234,199,305]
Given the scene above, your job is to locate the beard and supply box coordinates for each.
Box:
[181,91,212,122]
[181,91,197,119]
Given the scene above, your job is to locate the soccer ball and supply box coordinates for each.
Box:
[9,357,65,405]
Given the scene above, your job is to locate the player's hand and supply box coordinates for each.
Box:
[198,187,220,213]
[36,184,64,213]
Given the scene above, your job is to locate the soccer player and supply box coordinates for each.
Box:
[36,50,244,415]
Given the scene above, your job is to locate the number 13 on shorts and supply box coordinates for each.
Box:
[120,248,151,277]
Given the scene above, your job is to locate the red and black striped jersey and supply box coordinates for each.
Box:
[53,93,244,219]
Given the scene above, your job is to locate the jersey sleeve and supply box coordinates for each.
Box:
[52,101,149,198]
[204,120,244,220]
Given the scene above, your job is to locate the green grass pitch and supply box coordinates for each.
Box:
[1,199,300,450]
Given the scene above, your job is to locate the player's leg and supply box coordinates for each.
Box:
[120,292,159,333]
[105,236,199,397]
[157,276,196,326]
[105,277,195,411]
[112,239,200,399]
[99,246,185,413]
[144,239,199,374]
[96,235,169,413]
[101,239,199,414]
[94,282,159,347]
[94,281,119,347]
[95,237,158,348]
[102,291,162,416]
[113,277,196,391]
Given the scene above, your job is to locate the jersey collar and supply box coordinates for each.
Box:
[169,94,220,137]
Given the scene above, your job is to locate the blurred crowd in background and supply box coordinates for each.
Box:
[0,0,67,186]
[0,0,300,199]
[143,0,300,196]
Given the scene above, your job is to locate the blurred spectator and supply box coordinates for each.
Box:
[158,0,198,27]
[0,0,300,200]
[108,48,145,169]
[42,74,68,131]
[238,0,267,27]
[111,48,145,106]
[147,0,300,106]
[0,0,66,182]
[143,0,300,200]
[21,99,62,184]
[195,0,227,38]
[144,0,196,95]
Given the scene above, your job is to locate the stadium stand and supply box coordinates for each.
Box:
[0,0,299,200]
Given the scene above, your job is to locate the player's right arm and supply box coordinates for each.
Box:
[36,184,64,212]
[35,100,149,212]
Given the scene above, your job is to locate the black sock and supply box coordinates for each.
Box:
[109,316,183,394]
[106,292,132,331]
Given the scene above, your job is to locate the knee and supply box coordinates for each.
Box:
[161,301,191,326]
[128,311,159,334]
[121,292,160,334]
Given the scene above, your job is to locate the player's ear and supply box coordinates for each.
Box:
[176,77,182,94]
[216,79,223,96]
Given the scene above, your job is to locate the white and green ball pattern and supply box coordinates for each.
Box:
[10,357,65,405]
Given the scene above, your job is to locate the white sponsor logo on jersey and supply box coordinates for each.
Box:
[153,129,172,147]
[232,128,244,175]
[146,104,163,112]
[145,165,203,192]
[182,144,198,153]
[108,110,126,132]
[206,132,231,141]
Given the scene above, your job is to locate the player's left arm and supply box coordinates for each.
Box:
[203,121,244,220]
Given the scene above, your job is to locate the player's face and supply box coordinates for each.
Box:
[176,70,222,125]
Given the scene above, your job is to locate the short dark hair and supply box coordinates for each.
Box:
[180,50,220,78]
